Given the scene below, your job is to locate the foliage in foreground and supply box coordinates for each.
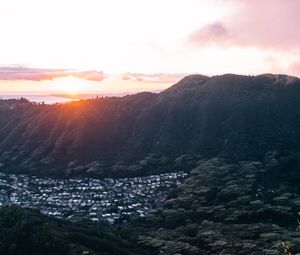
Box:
[0,206,146,255]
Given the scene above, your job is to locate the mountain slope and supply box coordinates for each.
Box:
[0,206,147,255]
[135,157,300,254]
[0,73,300,176]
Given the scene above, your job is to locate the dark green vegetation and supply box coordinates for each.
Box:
[1,73,300,177]
[0,206,147,255]
[133,157,300,254]
[3,156,300,254]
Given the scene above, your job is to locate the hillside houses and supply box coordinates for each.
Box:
[0,171,187,223]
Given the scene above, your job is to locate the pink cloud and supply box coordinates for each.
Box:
[288,62,300,76]
[189,22,230,46]
[73,70,105,81]
[189,0,300,50]
[121,73,186,83]
[121,74,131,81]
[0,66,105,82]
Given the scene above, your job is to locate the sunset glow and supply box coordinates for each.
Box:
[51,77,95,95]
[0,0,299,94]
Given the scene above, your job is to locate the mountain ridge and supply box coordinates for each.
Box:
[0,73,300,177]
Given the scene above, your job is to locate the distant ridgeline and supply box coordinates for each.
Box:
[0,73,300,177]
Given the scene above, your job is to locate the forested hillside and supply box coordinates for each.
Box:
[0,74,300,177]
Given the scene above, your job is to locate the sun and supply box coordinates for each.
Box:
[52,76,89,95]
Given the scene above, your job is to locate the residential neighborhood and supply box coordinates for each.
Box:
[0,171,187,223]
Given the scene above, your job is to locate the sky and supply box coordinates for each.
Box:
[0,0,299,94]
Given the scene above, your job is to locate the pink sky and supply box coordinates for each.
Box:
[0,0,298,94]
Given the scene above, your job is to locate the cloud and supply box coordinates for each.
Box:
[189,22,230,46]
[121,73,186,83]
[189,0,300,50]
[287,62,300,76]
[73,70,105,81]
[0,67,184,84]
[0,66,105,82]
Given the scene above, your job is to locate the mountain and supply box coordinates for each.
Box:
[2,73,300,254]
[0,73,300,177]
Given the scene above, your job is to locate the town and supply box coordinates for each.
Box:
[0,171,187,224]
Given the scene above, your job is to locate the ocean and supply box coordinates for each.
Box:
[0,93,129,104]
[0,95,77,104]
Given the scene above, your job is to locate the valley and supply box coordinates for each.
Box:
[0,171,187,224]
